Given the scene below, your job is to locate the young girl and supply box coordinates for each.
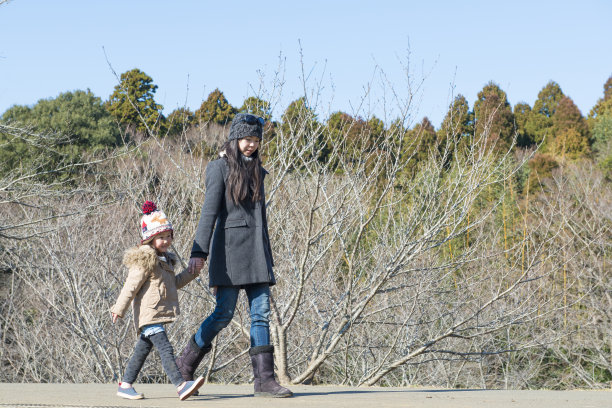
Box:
[110,201,205,401]
[175,113,293,398]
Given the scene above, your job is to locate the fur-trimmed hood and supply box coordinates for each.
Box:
[123,245,177,271]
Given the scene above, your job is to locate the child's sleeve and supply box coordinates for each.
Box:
[110,266,149,317]
[174,267,199,290]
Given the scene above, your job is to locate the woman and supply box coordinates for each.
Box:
[176,113,292,398]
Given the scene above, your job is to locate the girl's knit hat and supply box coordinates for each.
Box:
[140,201,173,244]
[228,113,265,141]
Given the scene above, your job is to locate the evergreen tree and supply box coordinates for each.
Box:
[195,88,236,125]
[106,68,165,134]
[589,76,612,178]
[1,90,121,174]
[588,75,612,121]
[473,82,515,151]
[166,107,194,137]
[367,115,385,150]
[407,117,438,160]
[513,102,533,147]
[239,96,272,121]
[527,153,559,193]
[400,117,438,177]
[551,96,590,159]
[438,94,474,153]
[525,81,565,148]
[270,97,321,166]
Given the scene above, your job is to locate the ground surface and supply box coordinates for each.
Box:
[0,383,609,408]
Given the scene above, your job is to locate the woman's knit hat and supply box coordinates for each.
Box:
[228,113,265,141]
[140,201,173,244]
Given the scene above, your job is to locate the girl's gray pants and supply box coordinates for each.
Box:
[122,331,183,386]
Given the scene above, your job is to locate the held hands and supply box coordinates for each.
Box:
[188,257,215,295]
[189,257,206,274]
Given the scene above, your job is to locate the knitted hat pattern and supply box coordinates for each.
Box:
[228,113,264,141]
[140,201,173,244]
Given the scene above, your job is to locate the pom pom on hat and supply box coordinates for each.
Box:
[142,200,157,215]
[140,200,173,244]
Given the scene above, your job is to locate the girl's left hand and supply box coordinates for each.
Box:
[111,312,119,323]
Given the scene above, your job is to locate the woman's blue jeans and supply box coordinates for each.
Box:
[195,283,270,348]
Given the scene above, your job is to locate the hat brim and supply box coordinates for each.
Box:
[141,227,174,245]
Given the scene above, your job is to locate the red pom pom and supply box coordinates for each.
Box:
[142,201,157,215]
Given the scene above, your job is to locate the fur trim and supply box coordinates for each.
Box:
[123,245,158,272]
[123,245,178,270]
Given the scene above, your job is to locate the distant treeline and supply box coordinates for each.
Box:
[1,68,611,186]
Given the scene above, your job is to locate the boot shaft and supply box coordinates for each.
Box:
[249,346,292,397]
[176,335,211,381]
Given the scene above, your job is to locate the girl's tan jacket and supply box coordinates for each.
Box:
[110,245,198,334]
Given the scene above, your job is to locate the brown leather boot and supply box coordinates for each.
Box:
[250,345,293,398]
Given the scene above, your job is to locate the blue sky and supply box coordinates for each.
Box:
[1,0,610,128]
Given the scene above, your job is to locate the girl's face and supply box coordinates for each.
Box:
[151,230,173,253]
[238,136,260,157]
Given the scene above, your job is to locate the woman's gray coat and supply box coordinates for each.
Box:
[191,158,276,287]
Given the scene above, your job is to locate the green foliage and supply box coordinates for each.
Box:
[588,75,612,121]
[526,153,559,193]
[0,90,121,175]
[439,95,473,138]
[551,96,590,159]
[239,96,272,121]
[592,114,612,151]
[592,115,612,179]
[393,117,439,184]
[268,97,323,167]
[281,97,318,133]
[525,81,565,148]
[326,111,363,148]
[166,107,194,137]
[473,82,515,151]
[323,112,384,169]
[367,116,385,149]
[438,94,474,157]
[513,102,533,146]
[195,88,236,125]
[405,117,438,161]
[585,76,612,178]
[106,68,165,134]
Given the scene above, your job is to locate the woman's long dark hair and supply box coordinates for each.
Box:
[222,139,263,205]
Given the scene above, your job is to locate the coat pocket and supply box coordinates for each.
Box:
[225,218,248,228]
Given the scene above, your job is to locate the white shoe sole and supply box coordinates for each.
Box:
[178,377,205,401]
[117,391,144,400]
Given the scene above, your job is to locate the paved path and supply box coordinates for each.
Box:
[0,383,609,408]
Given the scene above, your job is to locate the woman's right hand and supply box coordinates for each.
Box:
[189,257,205,274]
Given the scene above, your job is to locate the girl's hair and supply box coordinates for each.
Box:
[222,139,263,205]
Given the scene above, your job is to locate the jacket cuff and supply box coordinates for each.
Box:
[109,305,125,317]
[190,251,208,260]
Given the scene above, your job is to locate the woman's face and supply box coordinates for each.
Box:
[238,136,260,157]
